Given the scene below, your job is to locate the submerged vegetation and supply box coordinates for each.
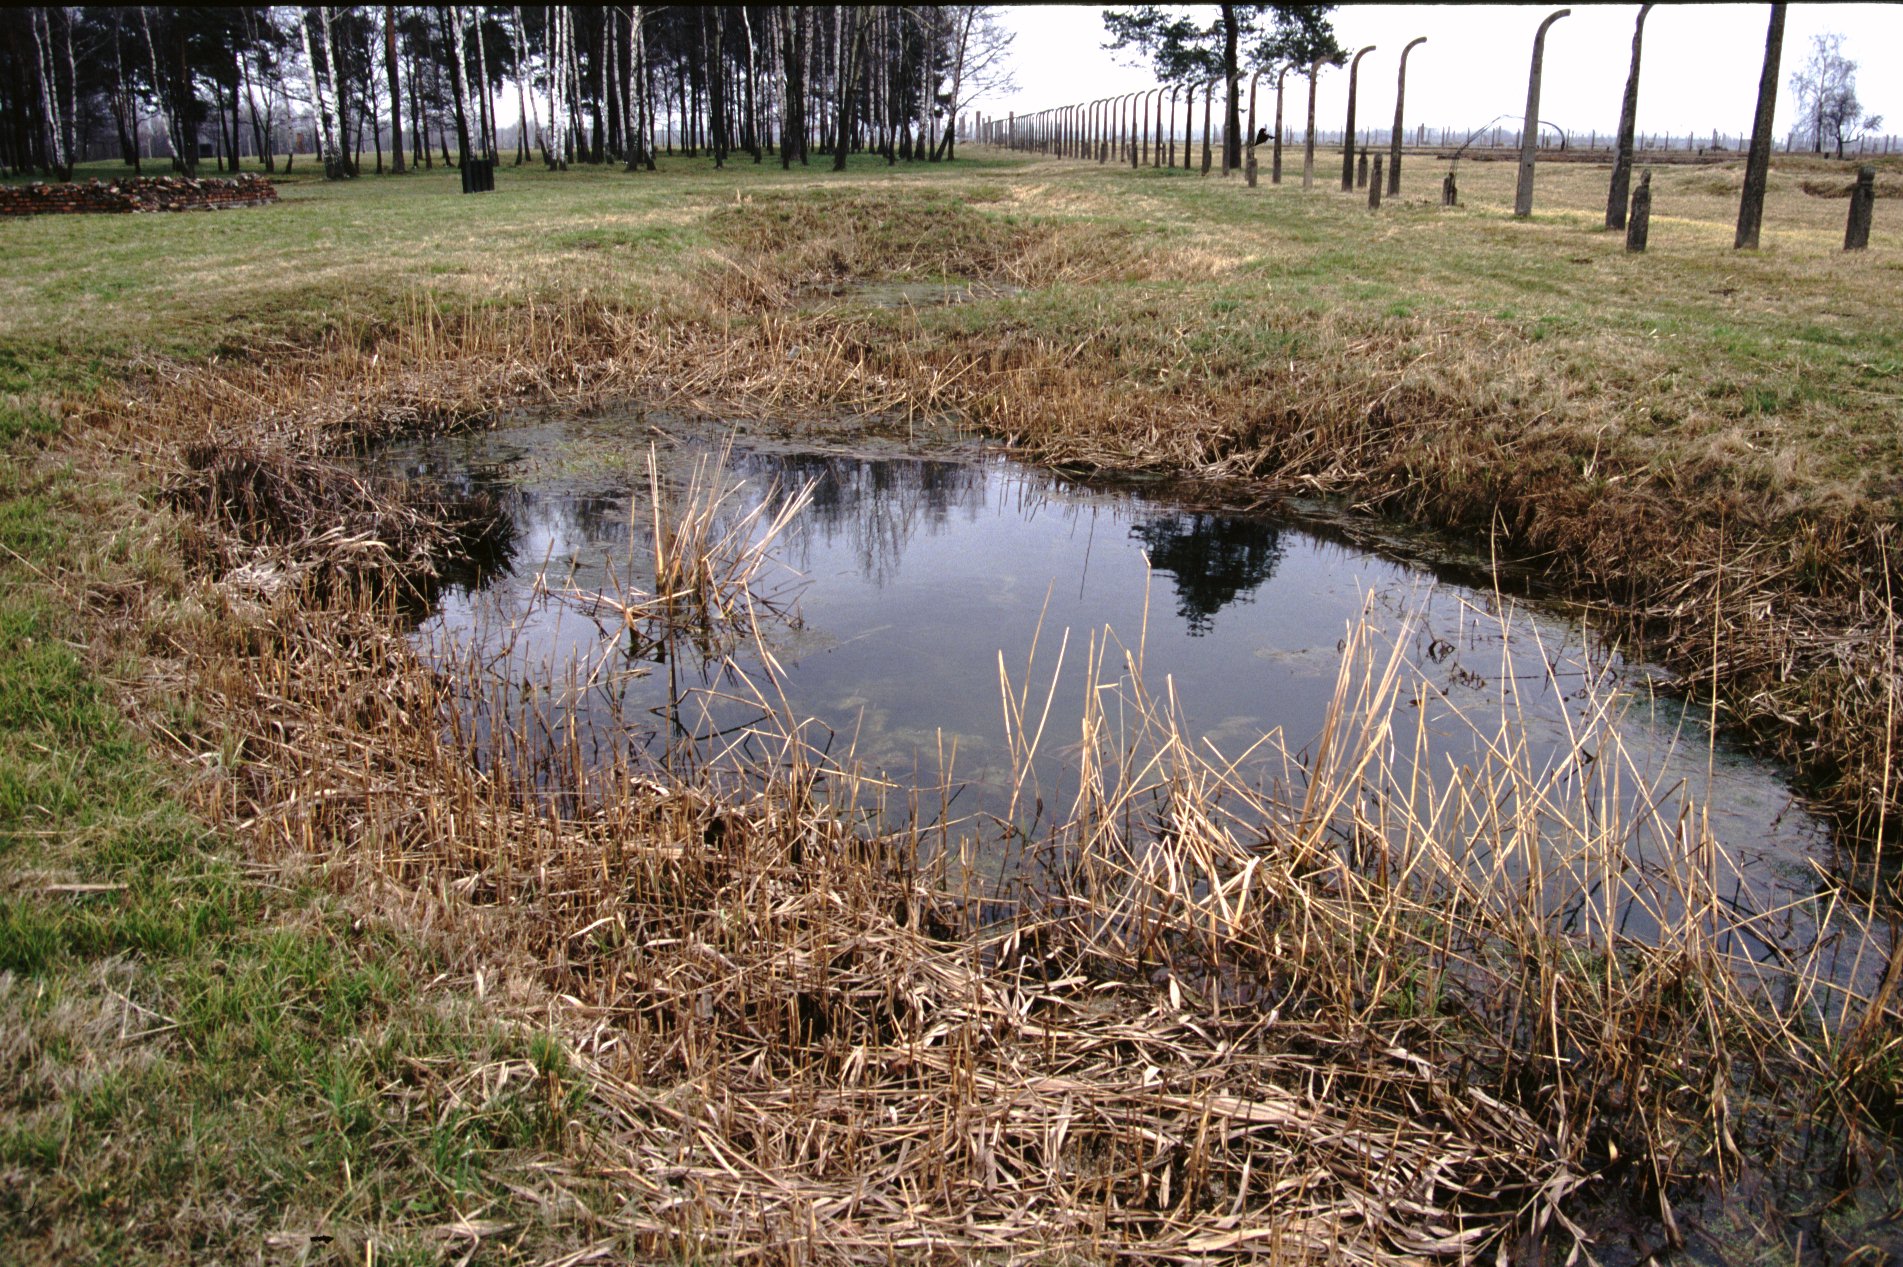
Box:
[4,149,1903,1261]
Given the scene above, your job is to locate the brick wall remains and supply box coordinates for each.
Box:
[0,175,280,217]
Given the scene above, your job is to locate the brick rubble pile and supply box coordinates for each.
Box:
[0,174,280,216]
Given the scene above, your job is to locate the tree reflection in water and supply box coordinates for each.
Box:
[1128,512,1286,635]
[740,452,992,589]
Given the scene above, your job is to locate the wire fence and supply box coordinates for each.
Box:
[966,114,1902,161]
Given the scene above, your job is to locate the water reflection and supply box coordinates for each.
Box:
[377,428,1830,902]
[1130,512,1286,635]
[743,452,994,590]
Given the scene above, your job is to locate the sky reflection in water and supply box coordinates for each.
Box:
[389,426,1829,910]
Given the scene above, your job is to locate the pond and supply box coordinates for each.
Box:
[377,412,1854,970]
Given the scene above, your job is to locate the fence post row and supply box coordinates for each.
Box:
[979,21,1876,254]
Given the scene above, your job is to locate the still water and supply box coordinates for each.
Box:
[379,416,1830,911]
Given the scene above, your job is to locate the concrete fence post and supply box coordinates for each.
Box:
[1514,9,1570,218]
[1626,169,1652,251]
[1845,165,1876,250]
[1389,38,1426,196]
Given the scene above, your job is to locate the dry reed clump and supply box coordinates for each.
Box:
[534,441,813,663]
[160,439,510,604]
[196,565,1601,1261]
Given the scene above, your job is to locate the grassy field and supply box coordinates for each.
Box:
[3,147,1902,1263]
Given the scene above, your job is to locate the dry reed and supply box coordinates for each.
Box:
[147,449,1885,1262]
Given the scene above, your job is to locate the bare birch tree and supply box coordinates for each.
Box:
[299,7,342,176]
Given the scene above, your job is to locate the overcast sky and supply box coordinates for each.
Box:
[979,5,1901,144]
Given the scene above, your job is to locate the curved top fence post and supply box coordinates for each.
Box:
[1303,59,1324,189]
[1342,45,1376,192]
[1514,9,1570,217]
[1245,67,1266,186]
[1273,64,1291,184]
[1389,37,1426,196]
[1201,79,1216,175]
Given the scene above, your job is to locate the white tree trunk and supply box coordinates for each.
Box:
[767,7,782,150]
[917,8,934,159]
[59,6,78,173]
[636,6,653,163]
[299,7,340,174]
[318,7,348,173]
[449,5,476,162]
[941,7,974,158]
[32,8,67,176]
[511,6,535,161]
[139,6,181,169]
[832,6,844,151]
[567,7,584,163]
[543,6,560,165]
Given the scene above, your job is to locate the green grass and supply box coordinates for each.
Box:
[0,399,600,1262]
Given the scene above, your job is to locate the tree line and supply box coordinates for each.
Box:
[0,5,1014,181]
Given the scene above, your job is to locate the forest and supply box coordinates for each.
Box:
[0,5,1011,180]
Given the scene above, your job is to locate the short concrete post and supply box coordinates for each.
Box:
[1357,149,1369,188]
[1369,155,1383,208]
[1441,168,1457,206]
[1625,169,1652,252]
[1846,165,1876,250]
